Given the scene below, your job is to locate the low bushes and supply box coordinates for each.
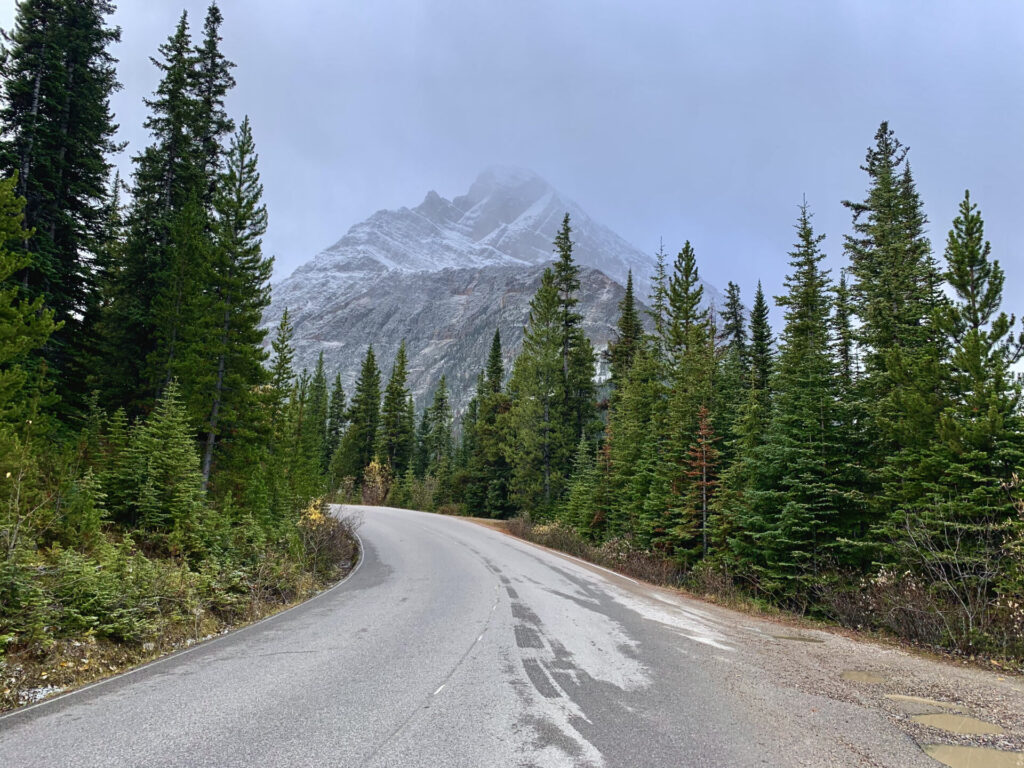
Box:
[0,499,360,711]
[510,518,685,588]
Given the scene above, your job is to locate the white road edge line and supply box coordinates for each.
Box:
[0,514,366,723]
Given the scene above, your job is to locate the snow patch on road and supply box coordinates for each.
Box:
[607,587,735,652]
[515,569,648,691]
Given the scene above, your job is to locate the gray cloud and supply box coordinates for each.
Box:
[4,0,1023,318]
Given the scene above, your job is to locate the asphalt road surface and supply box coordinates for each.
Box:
[0,505,935,767]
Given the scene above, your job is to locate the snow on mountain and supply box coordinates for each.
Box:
[265,167,722,412]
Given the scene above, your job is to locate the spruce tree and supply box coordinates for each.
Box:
[336,346,380,480]
[379,341,414,474]
[641,242,713,560]
[188,116,272,489]
[282,370,322,509]
[503,268,569,514]
[467,329,513,518]
[748,281,773,397]
[894,192,1024,611]
[608,270,643,391]
[457,375,482,473]
[721,281,748,362]
[263,308,295,517]
[425,375,453,472]
[192,3,235,209]
[663,241,706,367]
[131,380,209,558]
[843,123,936,390]
[269,310,295,403]
[715,281,749,458]
[423,377,454,507]
[718,288,774,574]
[551,213,597,441]
[305,352,329,473]
[486,328,504,392]
[413,407,431,478]
[0,175,57,428]
[604,345,664,540]
[833,272,855,387]
[0,0,121,410]
[750,202,845,602]
[561,437,598,532]
[152,194,210,389]
[325,373,346,467]
[648,239,670,356]
[842,122,944,524]
[830,270,869,556]
[95,13,202,412]
[97,7,238,413]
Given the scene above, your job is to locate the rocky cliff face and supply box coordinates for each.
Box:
[265,167,720,412]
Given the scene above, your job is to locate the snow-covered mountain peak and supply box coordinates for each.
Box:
[293,166,663,284]
[265,168,725,411]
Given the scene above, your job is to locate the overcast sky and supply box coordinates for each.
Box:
[4,0,1023,317]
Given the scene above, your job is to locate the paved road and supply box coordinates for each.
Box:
[0,506,933,767]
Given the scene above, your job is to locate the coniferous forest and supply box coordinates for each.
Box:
[390,134,1024,659]
[0,2,355,706]
[1,1,1023,712]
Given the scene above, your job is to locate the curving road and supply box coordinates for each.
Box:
[0,505,935,767]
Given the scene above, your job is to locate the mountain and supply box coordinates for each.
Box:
[264,167,721,412]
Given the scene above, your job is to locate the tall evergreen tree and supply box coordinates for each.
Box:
[602,345,665,541]
[95,13,201,412]
[486,328,504,392]
[191,3,235,209]
[466,329,513,518]
[748,202,845,601]
[183,116,271,489]
[717,288,774,573]
[379,341,415,474]
[641,243,713,560]
[663,241,706,368]
[715,280,749,456]
[551,213,597,440]
[425,375,453,471]
[413,407,431,479]
[608,270,643,390]
[0,176,57,430]
[304,352,329,473]
[97,7,238,413]
[282,370,322,508]
[0,0,121,410]
[268,310,295,401]
[842,122,943,505]
[748,281,773,398]
[325,373,346,468]
[833,271,855,387]
[151,193,209,390]
[721,281,748,360]
[504,269,569,514]
[893,192,1024,611]
[648,239,670,356]
[336,346,380,480]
